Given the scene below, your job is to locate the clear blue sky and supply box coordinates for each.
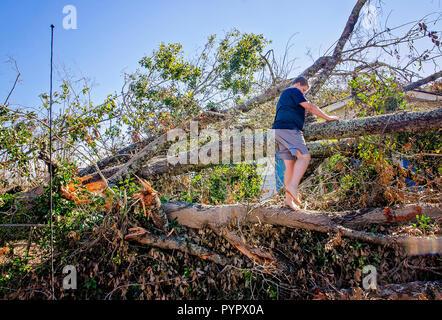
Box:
[1,0,440,110]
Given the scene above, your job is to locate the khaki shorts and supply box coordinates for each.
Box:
[274,129,309,160]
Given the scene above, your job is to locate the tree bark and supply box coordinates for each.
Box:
[124,227,230,265]
[403,70,442,91]
[161,201,441,250]
[78,138,351,184]
[335,204,442,227]
[302,108,442,142]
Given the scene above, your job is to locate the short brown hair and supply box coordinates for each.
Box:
[291,76,309,87]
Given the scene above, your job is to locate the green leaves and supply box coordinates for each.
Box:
[139,43,201,85]
[128,30,269,136]
[411,214,434,233]
[0,105,39,175]
[181,163,263,205]
[0,77,124,190]
[217,30,268,95]
[348,73,407,116]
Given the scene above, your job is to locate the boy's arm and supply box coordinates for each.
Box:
[299,101,339,121]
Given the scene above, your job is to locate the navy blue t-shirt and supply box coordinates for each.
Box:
[271,87,307,130]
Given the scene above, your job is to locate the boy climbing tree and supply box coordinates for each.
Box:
[272,76,339,210]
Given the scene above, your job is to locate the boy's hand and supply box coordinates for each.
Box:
[326,115,339,121]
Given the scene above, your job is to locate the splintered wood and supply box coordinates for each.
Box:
[133,175,161,218]
[132,175,169,232]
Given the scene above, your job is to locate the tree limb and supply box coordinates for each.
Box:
[124,227,230,265]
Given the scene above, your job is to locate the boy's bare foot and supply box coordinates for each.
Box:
[284,198,299,211]
[285,186,302,207]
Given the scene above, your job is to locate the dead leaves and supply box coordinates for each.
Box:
[60,175,116,213]
[313,288,329,300]
[0,247,10,265]
[325,228,344,252]
[0,247,10,256]
[60,173,165,218]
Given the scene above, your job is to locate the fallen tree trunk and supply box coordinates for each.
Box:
[135,137,353,180]
[162,202,441,230]
[303,108,442,142]
[161,201,441,250]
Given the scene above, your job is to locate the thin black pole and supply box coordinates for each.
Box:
[49,24,55,300]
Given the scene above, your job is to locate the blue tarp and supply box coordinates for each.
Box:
[401,158,425,191]
[275,157,285,192]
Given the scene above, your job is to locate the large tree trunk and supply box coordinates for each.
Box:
[161,201,442,250]
[79,138,349,184]
[303,108,442,142]
[162,201,441,230]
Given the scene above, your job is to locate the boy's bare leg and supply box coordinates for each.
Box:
[282,159,299,210]
[286,150,311,206]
